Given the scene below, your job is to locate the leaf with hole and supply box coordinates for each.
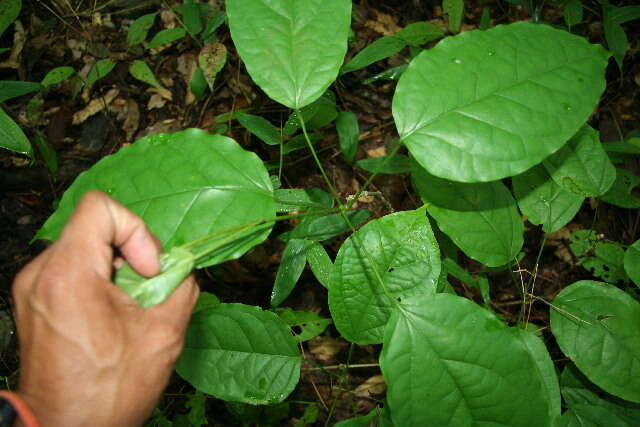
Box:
[550,281,640,402]
[393,22,609,182]
[276,307,331,342]
[226,0,351,109]
[176,303,300,404]
[600,169,640,209]
[199,42,227,91]
[329,208,441,344]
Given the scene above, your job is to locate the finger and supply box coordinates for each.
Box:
[59,191,161,279]
[151,275,199,326]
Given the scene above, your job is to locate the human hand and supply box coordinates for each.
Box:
[12,191,199,427]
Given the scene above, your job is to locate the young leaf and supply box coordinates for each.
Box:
[127,12,157,46]
[336,111,359,163]
[380,293,555,426]
[543,125,616,197]
[394,22,444,47]
[600,169,640,209]
[0,0,21,39]
[625,240,640,287]
[198,42,227,91]
[129,60,162,88]
[147,28,186,49]
[41,66,75,87]
[271,239,307,307]
[0,81,43,102]
[393,22,610,182]
[35,129,276,268]
[226,0,351,109]
[190,67,208,100]
[276,307,332,342]
[329,208,441,344]
[550,281,640,403]
[413,162,523,267]
[236,112,281,146]
[0,107,33,158]
[85,58,116,88]
[176,303,300,404]
[356,155,411,174]
[304,240,332,288]
[443,0,464,33]
[341,36,406,75]
[564,0,583,30]
[512,164,584,232]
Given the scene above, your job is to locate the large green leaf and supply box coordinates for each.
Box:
[600,169,640,209]
[176,303,300,404]
[625,240,640,287]
[513,164,584,232]
[0,107,33,158]
[550,281,640,402]
[329,208,441,344]
[543,126,616,197]
[413,162,523,267]
[35,129,275,268]
[380,293,554,426]
[393,22,609,182]
[226,0,351,109]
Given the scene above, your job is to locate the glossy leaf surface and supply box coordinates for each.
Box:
[36,129,275,268]
[177,303,300,404]
[0,107,32,158]
[304,241,332,288]
[271,238,307,307]
[236,112,281,146]
[226,0,351,109]
[543,126,616,197]
[413,162,523,267]
[329,208,441,344]
[551,281,640,402]
[380,293,554,426]
[625,240,640,287]
[513,164,584,232]
[393,22,609,182]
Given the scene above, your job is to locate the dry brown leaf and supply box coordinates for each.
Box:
[160,9,177,28]
[137,119,182,139]
[554,246,574,265]
[364,10,401,35]
[0,21,25,69]
[147,87,173,101]
[66,39,86,60]
[122,99,140,140]
[366,146,386,158]
[147,94,166,110]
[308,336,348,362]
[177,53,198,105]
[354,375,386,398]
[72,88,119,125]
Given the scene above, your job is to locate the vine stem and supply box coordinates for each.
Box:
[302,363,380,371]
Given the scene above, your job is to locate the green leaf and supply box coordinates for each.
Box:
[190,67,208,100]
[295,405,319,427]
[341,36,406,75]
[513,164,584,232]
[395,22,444,47]
[581,242,627,284]
[565,0,583,30]
[556,404,629,427]
[356,155,411,174]
[35,129,275,268]
[625,240,640,287]
[443,258,490,305]
[393,22,610,182]
[569,229,597,258]
[380,293,554,426]
[85,58,116,88]
[443,0,464,33]
[479,7,491,30]
[41,66,75,87]
[329,208,441,344]
[147,28,186,49]
[177,1,202,36]
[276,307,331,342]
[274,188,332,213]
[0,0,21,39]
[336,112,359,163]
[185,392,207,427]
[362,64,407,84]
[33,133,57,174]
[226,0,351,109]
[0,107,33,158]
[193,291,221,312]
[413,162,523,267]
[282,133,322,155]
[603,5,630,70]
[0,81,43,102]
[600,169,640,209]
[198,42,227,91]
[176,303,300,404]
[115,247,195,308]
[129,60,161,88]
[127,12,157,46]
[550,281,640,402]
[304,241,332,288]
[280,210,371,242]
[334,406,393,427]
[305,90,337,130]
[271,238,307,307]
[236,112,281,146]
[202,11,226,42]
[543,126,616,197]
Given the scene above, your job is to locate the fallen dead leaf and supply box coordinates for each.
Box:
[137,119,182,138]
[147,93,166,110]
[177,53,198,105]
[353,375,386,398]
[66,39,86,60]
[73,88,119,125]
[0,21,25,69]
[147,87,173,101]
[308,336,348,362]
[365,9,401,35]
[366,146,386,158]
[160,9,177,28]
[122,99,140,140]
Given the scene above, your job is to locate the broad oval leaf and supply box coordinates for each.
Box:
[35,129,275,268]
[147,28,186,49]
[625,239,640,287]
[543,125,616,197]
[226,0,351,109]
[413,161,523,267]
[513,164,584,232]
[41,66,75,87]
[176,303,300,404]
[85,58,116,88]
[0,107,33,158]
[329,208,441,344]
[127,12,157,46]
[380,293,554,426]
[550,281,640,402]
[129,60,162,88]
[393,22,609,182]
[276,307,332,342]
